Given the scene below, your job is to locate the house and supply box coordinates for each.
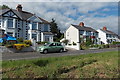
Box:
[65,22,98,50]
[0,4,53,42]
[97,27,120,44]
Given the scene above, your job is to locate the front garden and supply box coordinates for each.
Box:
[62,39,120,50]
[0,38,33,53]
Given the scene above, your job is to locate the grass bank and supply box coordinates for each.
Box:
[2,51,119,78]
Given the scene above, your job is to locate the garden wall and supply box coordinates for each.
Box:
[0,46,36,53]
[65,43,80,50]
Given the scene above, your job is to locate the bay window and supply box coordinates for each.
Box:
[32,22,37,30]
[8,18,13,28]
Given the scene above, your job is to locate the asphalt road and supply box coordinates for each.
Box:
[2,48,118,60]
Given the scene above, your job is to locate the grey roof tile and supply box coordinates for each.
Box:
[71,24,98,32]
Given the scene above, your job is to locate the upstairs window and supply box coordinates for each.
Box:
[86,31,91,36]
[8,19,13,28]
[80,30,84,35]
[32,22,37,30]
[44,24,48,31]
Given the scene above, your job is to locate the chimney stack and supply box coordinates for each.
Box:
[16,4,22,11]
[103,26,107,31]
[79,22,84,27]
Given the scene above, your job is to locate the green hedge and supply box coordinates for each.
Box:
[112,42,120,45]
[36,41,48,45]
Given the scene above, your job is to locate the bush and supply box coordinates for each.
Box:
[62,39,69,45]
[98,44,109,49]
[17,38,23,43]
[6,40,17,45]
[68,44,72,46]
[72,42,76,45]
[0,43,4,46]
[13,44,30,50]
[5,44,13,48]
[23,40,32,46]
[112,42,120,45]
[36,41,48,45]
[90,44,99,47]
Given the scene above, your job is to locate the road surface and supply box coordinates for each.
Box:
[2,48,118,60]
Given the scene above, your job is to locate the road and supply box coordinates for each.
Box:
[2,48,118,60]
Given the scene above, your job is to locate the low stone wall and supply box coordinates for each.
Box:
[0,46,36,53]
[66,45,80,50]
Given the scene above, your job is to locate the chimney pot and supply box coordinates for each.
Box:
[16,4,22,11]
[79,22,84,27]
[103,27,107,31]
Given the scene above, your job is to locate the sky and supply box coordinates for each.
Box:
[1,0,119,34]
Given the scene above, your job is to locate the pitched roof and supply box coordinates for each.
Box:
[100,29,117,36]
[71,24,98,32]
[0,8,50,23]
[0,9,10,15]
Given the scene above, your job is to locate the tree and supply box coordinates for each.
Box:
[50,18,63,41]
[0,5,9,9]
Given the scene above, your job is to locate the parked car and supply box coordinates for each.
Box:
[37,42,64,54]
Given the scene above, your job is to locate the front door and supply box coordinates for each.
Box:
[45,36,49,42]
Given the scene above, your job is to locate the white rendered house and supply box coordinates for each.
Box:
[65,22,99,50]
[97,27,120,44]
[0,4,53,42]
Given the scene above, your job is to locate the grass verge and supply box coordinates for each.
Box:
[2,51,119,78]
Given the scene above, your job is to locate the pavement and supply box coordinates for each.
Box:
[2,48,118,60]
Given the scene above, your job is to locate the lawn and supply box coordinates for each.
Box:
[2,51,119,78]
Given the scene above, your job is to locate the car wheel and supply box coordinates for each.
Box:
[43,49,48,54]
[59,49,63,53]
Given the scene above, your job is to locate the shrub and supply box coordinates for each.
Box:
[23,40,32,46]
[36,41,48,45]
[62,39,69,45]
[90,44,99,47]
[13,44,29,50]
[68,44,72,46]
[6,40,17,45]
[112,42,120,45]
[17,38,23,43]
[5,44,13,48]
[72,42,77,45]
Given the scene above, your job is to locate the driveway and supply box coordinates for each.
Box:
[2,48,118,60]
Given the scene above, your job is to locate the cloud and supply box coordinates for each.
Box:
[2,0,120,2]
[102,8,110,11]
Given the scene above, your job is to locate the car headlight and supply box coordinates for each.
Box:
[40,48,44,50]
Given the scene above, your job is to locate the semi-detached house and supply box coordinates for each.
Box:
[97,27,120,44]
[0,4,53,42]
[65,22,99,50]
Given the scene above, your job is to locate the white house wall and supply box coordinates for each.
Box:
[66,25,79,44]
[97,29,107,44]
